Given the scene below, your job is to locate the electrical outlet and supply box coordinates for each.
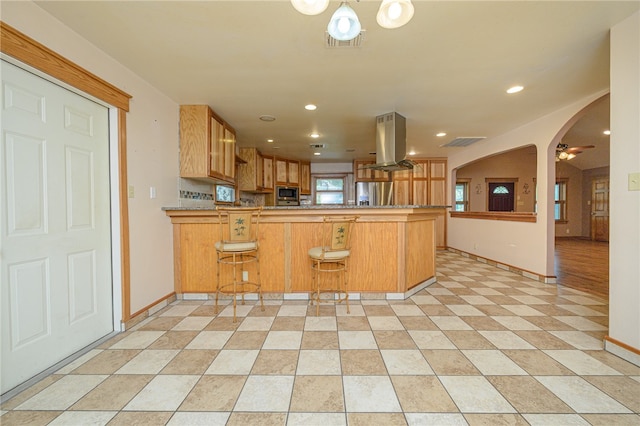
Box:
[242,271,249,281]
[128,185,135,198]
[150,186,157,199]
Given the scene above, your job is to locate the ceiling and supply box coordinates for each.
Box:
[33,1,637,168]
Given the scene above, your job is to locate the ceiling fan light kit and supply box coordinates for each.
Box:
[556,142,594,161]
[292,0,414,41]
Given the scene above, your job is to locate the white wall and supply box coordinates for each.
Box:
[447,91,607,277]
[455,146,537,213]
[1,2,180,315]
[609,11,640,355]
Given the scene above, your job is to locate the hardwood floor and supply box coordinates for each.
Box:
[554,237,609,297]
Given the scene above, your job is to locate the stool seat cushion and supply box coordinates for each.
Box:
[216,240,257,252]
[308,246,350,260]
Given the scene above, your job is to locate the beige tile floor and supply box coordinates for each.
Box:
[2,251,639,425]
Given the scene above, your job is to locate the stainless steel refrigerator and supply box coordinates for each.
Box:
[356,182,393,206]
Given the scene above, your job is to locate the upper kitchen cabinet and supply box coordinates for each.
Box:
[237,147,264,192]
[299,161,311,195]
[353,160,390,182]
[179,105,235,184]
[275,158,300,186]
[262,155,274,191]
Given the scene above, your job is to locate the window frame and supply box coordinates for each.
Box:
[555,178,568,223]
[312,174,347,206]
[455,179,470,212]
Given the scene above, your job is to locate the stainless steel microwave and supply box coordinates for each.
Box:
[276,186,299,202]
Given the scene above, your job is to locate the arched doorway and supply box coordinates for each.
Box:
[551,94,610,297]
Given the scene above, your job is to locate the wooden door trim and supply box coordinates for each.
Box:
[1,21,132,322]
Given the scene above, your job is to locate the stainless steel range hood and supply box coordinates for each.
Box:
[363,112,414,172]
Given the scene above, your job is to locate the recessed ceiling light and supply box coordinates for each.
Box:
[259,115,276,122]
[310,133,320,138]
[267,139,274,143]
[603,130,611,135]
[436,132,447,137]
[313,152,321,156]
[506,85,524,94]
[305,104,317,111]
[408,150,416,156]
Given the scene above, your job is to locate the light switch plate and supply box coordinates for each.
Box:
[629,172,640,191]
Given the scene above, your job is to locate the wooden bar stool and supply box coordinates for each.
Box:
[214,206,264,322]
[308,216,358,316]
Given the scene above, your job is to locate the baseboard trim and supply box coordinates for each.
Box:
[604,336,640,366]
[446,247,555,284]
[124,292,177,330]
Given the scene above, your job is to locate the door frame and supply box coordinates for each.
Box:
[0,22,132,327]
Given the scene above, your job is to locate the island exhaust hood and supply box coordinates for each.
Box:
[363,112,415,172]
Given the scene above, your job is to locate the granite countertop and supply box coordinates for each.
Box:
[162,205,451,211]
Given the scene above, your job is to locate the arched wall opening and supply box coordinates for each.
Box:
[446,90,608,281]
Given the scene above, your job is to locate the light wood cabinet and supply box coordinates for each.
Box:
[238,147,265,192]
[275,158,300,186]
[262,155,274,191]
[299,161,311,195]
[391,158,448,248]
[223,127,236,180]
[180,105,235,183]
[166,207,441,294]
[353,160,390,182]
[392,168,411,205]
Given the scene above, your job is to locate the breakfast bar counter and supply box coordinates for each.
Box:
[164,206,447,297]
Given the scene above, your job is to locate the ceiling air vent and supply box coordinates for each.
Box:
[442,137,486,147]
[310,143,326,149]
[325,30,365,48]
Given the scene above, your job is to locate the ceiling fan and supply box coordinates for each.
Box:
[555,142,595,161]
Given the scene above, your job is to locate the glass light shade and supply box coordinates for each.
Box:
[376,0,415,29]
[327,2,362,41]
[290,0,330,15]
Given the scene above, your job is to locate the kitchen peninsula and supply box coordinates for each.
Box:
[164,206,447,299]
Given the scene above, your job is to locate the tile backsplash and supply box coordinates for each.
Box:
[178,178,215,208]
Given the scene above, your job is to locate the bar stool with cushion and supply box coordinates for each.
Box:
[214,206,264,322]
[308,216,357,316]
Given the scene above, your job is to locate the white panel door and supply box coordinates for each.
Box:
[1,60,113,394]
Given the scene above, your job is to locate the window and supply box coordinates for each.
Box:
[314,175,345,205]
[455,180,470,211]
[555,179,568,222]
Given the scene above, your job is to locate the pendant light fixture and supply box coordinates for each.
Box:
[327,1,362,41]
[290,0,330,16]
[376,0,414,29]
[291,0,414,41]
